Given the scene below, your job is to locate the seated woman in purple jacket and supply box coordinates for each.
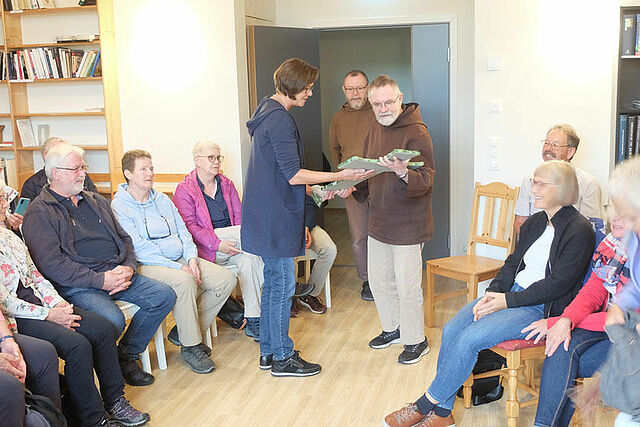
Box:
[173,140,264,340]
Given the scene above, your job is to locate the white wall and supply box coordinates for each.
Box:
[112,0,250,190]
[276,0,476,256]
[474,0,620,201]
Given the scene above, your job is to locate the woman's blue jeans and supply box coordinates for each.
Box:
[427,284,544,410]
[534,328,610,427]
[259,256,296,361]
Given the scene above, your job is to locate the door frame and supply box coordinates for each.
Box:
[303,14,463,256]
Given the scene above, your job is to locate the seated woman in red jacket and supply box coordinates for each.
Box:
[523,209,629,427]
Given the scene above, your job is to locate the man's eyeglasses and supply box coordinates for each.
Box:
[56,164,89,173]
[371,96,400,110]
[540,140,569,150]
[196,155,224,163]
[344,85,367,93]
[303,84,314,94]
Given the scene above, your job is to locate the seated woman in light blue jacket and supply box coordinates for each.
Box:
[111,150,235,375]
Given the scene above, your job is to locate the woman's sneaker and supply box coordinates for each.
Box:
[397,338,429,365]
[368,328,401,349]
[270,350,321,377]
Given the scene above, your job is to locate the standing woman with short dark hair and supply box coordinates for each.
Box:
[242,58,372,377]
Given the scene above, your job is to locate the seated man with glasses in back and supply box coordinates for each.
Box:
[111,149,236,374]
[22,142,176,387]
[514,124,602,234]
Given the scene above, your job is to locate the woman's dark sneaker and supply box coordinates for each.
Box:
[245,317,260,342]
[397,338,430,365]
[270,351,321,377]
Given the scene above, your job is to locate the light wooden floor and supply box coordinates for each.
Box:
[125,209,616,426]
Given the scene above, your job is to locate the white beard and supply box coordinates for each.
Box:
[376,113,398,126]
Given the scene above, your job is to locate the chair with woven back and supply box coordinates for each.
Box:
[425,181,520,328]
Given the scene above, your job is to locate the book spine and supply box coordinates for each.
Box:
[628,116,637,161]
[636,14,640,55]
[90,50,100,77]
[619,114,628,163]
[75,51,88,78]
[623,14,637,55]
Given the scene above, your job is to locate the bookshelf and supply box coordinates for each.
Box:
[0,0,122,194]
[616,6,640,164]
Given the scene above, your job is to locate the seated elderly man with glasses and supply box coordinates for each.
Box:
[22,143,176,387]
[111,149,236,374]
[513,124,602,234]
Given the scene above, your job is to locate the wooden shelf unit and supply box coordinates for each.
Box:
[0,1,122,193]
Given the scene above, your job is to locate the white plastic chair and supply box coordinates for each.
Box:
[295,249,332,308]
[115,300,167,373]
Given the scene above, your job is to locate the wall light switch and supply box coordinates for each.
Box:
[487,56,503,71]
[488,99,503,113]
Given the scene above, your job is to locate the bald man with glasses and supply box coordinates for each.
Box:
[514,124,602,233]
[329,69,378,301]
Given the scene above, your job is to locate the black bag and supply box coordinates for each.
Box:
[24,388,67,427]
[600,310,640,420]
[217,296,246,329]
[456,349,505,406]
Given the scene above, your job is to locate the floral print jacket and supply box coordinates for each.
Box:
[0,228,64,332]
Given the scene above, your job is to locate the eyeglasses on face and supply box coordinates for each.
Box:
[344,85,367,93]
[303,84,314,94]
[530,178,557,188]
[56,164,89,173]
[371,96,400,110]
[540,139,570,150]
[196,154,224,163]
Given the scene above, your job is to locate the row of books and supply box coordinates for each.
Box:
[2,0,55,11]
[618,115,640,163]
[622,13,640,56]
[0,48,101,81]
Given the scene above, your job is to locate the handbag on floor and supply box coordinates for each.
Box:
[600,310,640,421]
[456,349,505,406]
[24,388,67,427]
[217,296,246,329]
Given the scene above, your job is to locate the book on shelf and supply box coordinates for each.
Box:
[55,34,100,43]
[623,13,637,55]
[16,119,37,148]
[628,116,637,161]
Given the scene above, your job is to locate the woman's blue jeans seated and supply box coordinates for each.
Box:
[534,328,610,427]
[427,283,544,410]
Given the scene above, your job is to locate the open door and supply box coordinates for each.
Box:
[412,24,451,261]
[247,26,323,173]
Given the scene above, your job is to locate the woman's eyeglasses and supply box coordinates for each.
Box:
[144,212,171,240]
[196,155,224,163]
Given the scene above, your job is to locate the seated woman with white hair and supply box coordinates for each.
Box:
[173,140,264,340]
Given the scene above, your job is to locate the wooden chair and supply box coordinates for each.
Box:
[425,182,519,327]
[294,249,332,308]
[463,339,546,427]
